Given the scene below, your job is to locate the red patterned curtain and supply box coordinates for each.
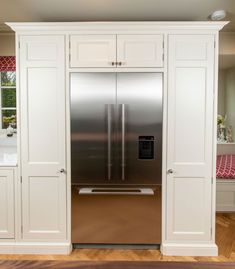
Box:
[0,56,16,72]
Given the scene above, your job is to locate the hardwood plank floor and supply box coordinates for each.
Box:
[0,213,234,262]
[0,260,235,269]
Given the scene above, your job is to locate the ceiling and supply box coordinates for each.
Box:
[0,0,235,32]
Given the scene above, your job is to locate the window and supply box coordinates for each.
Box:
[0,71,16,129]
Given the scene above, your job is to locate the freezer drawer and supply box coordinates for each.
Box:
[72,186,161,244]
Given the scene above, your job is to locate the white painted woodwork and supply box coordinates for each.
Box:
[4,21,226,255]
[70,35,116,67]
[70,34,164,68]
[117,35,164,67]
[217,143,235,155]
[167,35,215,241]
[216,180,235,212]
[0,169,14,239]
[216,144,235,212]
[19,35,67,240]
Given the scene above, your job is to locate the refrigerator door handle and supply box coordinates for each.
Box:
[107,104,112,181]
[121,104,125,181]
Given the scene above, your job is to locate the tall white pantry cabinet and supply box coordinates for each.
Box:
[5,22,227,256]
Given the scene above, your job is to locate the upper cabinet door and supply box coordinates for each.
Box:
[117,35,164,67]
[0,169,14,239]
[19,35,67,241]
[166,35,215,242]
[70,35,116,67]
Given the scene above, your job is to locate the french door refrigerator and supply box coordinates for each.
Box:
[71,73,163,245]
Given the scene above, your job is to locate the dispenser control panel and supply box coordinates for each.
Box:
[138,136,155,160]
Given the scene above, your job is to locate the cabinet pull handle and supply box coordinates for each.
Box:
[167,169,174,174]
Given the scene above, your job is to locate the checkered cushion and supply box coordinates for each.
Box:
[217,155,235,179]
[0,56,16,71]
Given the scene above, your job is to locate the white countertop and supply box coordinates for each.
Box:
[0,134,17,167]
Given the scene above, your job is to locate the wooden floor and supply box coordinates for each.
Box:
[0,260,234,269]
[0,213,235,262]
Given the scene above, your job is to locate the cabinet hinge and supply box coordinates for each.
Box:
[21,225,23,235]
[20,176,22,183]
[214,41,216,49]
[162,41,164,49]
[162,53,164,62]
[211,227,213,236]
[211,177,213,184]
[18,42,20,49]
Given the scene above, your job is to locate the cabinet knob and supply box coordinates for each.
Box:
[59,168,66,173]
[111,62,115,66]
[118,62,122,66]
[167,169,174,174]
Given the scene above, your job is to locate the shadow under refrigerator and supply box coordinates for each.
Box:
[71,73,163,245]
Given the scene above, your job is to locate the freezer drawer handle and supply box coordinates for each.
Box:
[78,188,154,196]
[121,104,126,181]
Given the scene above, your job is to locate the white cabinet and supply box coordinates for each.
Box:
[70,35,116,67]
[70,34,164,68]
[0,169,14,239]
[166,35,215,242]
[6,21,226,255]
[19,35,67,241]
[117,35,163,67]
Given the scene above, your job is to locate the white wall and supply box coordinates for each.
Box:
[0,34,15,56]
[225,68,235,139]
[218,33,235,141]
[218,70,235,141]
[220,33,235,55]
[218,70,226,116]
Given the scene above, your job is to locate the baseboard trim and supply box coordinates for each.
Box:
[0,242,72,254]
[161,242,218,256]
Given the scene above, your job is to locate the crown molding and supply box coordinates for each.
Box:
[6,21,229,32]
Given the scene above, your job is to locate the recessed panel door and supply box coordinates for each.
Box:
[70,35,116,67]
[116,73,163,186]
[71,73,116,185]
[0,170,14,239]
[20,35,67,240]
[117,35,164,67]
[166,35,214,241]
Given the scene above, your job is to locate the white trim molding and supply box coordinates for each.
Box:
[0,242,72,255]
[161,243,218,256]
[6,21,229,33]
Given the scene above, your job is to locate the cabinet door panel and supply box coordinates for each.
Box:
[0,170,14,239]
[167,35,214,241]
[70,35,116,67]
[20,35,66,241]
[117,35,164,67]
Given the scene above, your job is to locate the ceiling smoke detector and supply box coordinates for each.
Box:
[210,10,226,21]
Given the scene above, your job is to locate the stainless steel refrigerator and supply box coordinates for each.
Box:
[71,73,163,245]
